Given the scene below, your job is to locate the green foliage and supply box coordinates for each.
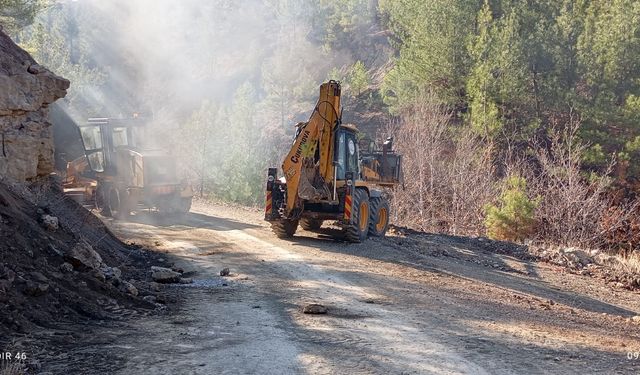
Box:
[218,82,264,205]
[176,100,220,197]
[466,1,547,138]
[326,66,346,83]
[0,0,47,32]
[178,83,266,205]
[18,6,105,118]
[261,42,318,130]
[379,0,481,111]
[578,0,640,96]
[346,60,369,96]
[575,0,640,172]
[310,0,376,53]
[582,144,607,168]
[466,2,502,137]
[380,0,640,178]
[484,176,538,242]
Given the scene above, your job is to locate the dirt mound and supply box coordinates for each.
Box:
[529,245,640,291]
[388,225,640,291]
[0,177,166,339]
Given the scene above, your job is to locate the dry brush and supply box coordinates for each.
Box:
[392,96,640,258]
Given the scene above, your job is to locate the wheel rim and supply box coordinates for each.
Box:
[359,202,368,231]
[376,207,388,232]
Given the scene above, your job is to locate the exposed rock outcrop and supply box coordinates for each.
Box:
[0,29,69,181]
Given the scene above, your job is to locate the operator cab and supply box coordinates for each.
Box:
[79,123,106,172]
[334,125,360,180]
[79,117,147,173]
[333,124,401,186]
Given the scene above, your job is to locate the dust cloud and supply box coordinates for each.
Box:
[37,0,367,203]
[61,0,349,130]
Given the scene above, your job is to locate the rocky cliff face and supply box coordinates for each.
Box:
[0,28,69,182]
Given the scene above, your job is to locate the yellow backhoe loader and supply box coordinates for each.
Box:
[265,81,402,242]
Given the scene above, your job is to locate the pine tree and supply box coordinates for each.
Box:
[379,0,481,112]
[347,61,369,97]
[484,176,538,242]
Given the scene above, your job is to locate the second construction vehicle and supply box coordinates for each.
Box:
[265,81,402,242]
[78,116,193,218]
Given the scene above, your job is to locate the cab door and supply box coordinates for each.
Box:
[78,125,106,173]
[334,129,360,181]
[344,131,359,178]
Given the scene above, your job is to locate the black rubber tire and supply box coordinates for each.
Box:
[300,218,322,231]
[96,184,111,217]
[109,188,130,220]
[158,198,176,214]
[344,188,370,243]
[177,196,192,213]
[271,219,299,238]
[369,197,390,237]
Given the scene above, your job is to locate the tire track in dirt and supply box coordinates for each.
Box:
[158,222,490,373]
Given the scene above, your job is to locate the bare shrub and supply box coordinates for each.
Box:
[597,200,640,257]
[615,251,640,274]
[446,129,496,235]
[391,97,640,254]
[527,119,612,248]
[391,92,495,235]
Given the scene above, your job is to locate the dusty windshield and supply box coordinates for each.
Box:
[79,126,102,150]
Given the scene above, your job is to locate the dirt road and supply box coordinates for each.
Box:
[56,201,640,374]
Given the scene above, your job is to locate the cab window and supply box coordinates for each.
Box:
[345,133,359,176]
[336,132,346,179]
[112,127,129,147]
[86,151,105,172]
[80,126,102,150]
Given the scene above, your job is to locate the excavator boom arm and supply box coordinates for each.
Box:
[281,81,342,216]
